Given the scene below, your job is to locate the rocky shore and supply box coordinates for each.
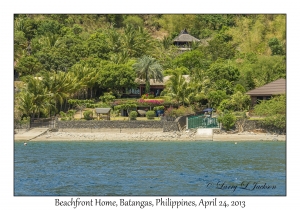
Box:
[25,129,286,141]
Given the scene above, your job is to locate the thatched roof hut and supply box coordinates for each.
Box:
[173,29,200,43]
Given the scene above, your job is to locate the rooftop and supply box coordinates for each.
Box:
[173,29,200,43]
[246,78,286,96]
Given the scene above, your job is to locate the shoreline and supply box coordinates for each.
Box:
[15,129,286,142]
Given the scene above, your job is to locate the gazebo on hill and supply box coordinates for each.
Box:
[173,29,200,51]
[246,78,286,107]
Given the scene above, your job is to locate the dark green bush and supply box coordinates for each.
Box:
[217,112,236,131]
[153,106,165,111]
[59,110,76,120]
[146,110,155,120]
[129,111,138,120]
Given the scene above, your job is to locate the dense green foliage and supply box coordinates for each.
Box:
[83,110,93,120]
[217,112,237,131]
[14,14,286,129]
[254,95,286,129]
[129,111,138,120]
[133,55,163,93]
[153,106,165,111]
[60,110,76,121]
[146,110,156,119]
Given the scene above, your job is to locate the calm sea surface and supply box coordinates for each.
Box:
[14,141,286,196]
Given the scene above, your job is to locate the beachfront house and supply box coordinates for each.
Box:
[246,78,286,107]
[122,75,190,98]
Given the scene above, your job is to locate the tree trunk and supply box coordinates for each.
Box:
[94,89,97,98]
[64,99,68,112]
[60,101,63,112]
[146,81,150,94]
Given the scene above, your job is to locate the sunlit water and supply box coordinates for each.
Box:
[14,141,286,196]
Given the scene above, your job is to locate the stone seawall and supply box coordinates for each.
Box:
[32,119,285,134]
[57,120,179,132]
[236,120,286,135]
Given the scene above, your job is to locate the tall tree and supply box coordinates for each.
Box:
[133,55,163,94]
[69,64,99,99]
[161,72,191,106]
[38,70,82,112]
[19,76,50,118]
[15,55,44,76]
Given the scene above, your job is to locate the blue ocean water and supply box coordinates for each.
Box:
[14,141,286,196]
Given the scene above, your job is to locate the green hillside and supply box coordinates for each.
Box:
[14,14,286,126]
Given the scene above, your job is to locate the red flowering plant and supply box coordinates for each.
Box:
[137,99,164,107]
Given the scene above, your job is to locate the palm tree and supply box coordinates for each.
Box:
[162,72,191,106]
[133,55,163,94]
[122,25,137,57]
[187,69,211,104]
[19,76,50,118]
[39,70,82,113]
[17,91,36,118]
[70,64,99,99]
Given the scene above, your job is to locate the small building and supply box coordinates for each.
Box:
[95,108,111,120]
[173,29,200,52]
[246,78,286,107]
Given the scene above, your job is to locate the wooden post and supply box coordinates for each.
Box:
[186,116,188,130]
[139,85,142,97]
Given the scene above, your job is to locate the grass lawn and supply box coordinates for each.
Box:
[247,114,265,121]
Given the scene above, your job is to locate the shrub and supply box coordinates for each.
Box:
[129,111,138,120]
[99,92,116,103]
[218,99,234,112]
[67,109,76,119]
[164,107,176,117]
[141,93,155,99]
[137,99,164,106]
[146,110,155,120]
[86,103,97,108]
[114,103,137,112]
[165,106,194,117]
[95,102,111,108]
[254,94,286,129]
[20,117,30,125]
[153,106,165,111]
[59,111,68,121]
[217,112,236,131]
[59,110,76,121]
[83,110,93,120]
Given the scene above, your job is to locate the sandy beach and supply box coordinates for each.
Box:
[17,129,286,142]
